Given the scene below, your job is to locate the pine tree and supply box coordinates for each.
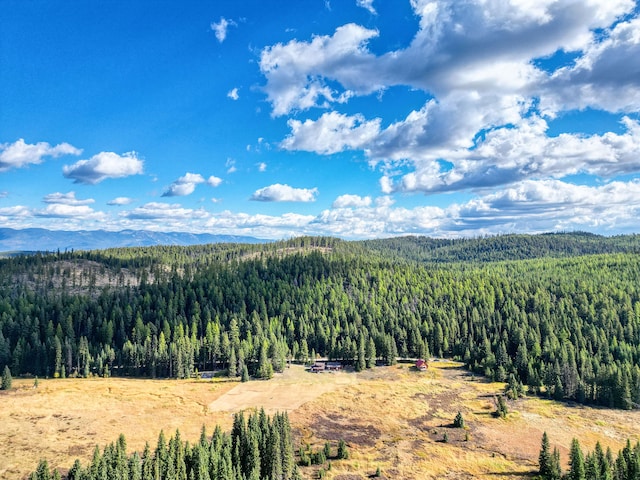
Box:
[494,395,508,418]
[228,348,237,378]
[67,459,83,480]
[257,343,273,380]
[356,335,366,372]
[34,459,51,480]
[453,411,465,428]
[337,440,349,460]
[366,337,376,369]
[2,365,12,390]
[569,438,586,480]
[551,447,562,480]
[539,432,553,479]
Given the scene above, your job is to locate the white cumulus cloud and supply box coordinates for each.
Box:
[63,151,144,184]
[281,112,381,154]
[0,139,81,172]
[250,184,318,202]
[207,175,223,187]
[332,194,372,208]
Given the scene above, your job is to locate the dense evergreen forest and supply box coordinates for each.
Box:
[1,233,640,408]
[28,410,301,480]
[539,432,640,480]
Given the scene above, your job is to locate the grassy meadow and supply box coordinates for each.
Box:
[1,362,639,479]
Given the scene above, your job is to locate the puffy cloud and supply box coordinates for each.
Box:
[260,1,633,117]
[35,204,104,219]
[257,162,267,172]
[250,184,318,202]
[107,197,134,206]
[211,17,235,43]
[281,112,381,154]
[162,172,205,197]
[263,0,640,205]
[541,15,640,114]
[0,139,81,172]
[450,179,640,234]
[260,23,380,116]
[43,191,94,206]
[63,151,143,184]
[332,194,372,208]
[227,88,239,100]
[226,158,237,174]
[207,175,223,187]
[0,205,30,218]
[384,116,640,194]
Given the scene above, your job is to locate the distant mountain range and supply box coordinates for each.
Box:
[0,228,264,253]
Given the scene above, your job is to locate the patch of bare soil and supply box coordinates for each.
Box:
[208,365,357,413]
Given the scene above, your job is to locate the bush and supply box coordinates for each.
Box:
[453,411,465,428]
[337,439,349,459]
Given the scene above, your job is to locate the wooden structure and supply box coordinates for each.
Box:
[309,361,343,373]
[416,359,428,371]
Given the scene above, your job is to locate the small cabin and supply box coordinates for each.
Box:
[309,361,343,373]
[416,359,428,371]
[310,362,326,373]
[326,362,342,371]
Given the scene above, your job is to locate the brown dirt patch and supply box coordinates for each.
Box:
[208,365,357,413]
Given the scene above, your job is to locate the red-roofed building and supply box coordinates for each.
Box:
[416,359,428,371]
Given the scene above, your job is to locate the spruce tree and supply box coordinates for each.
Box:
[539,432,552,479]
[569,438,586,480]
[337,440,349,460]
[1,365,12,390]
[228,348,237,378]
[453,411,465,428]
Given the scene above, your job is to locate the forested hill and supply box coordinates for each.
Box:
[1,233,640,410]
[360,232,640,263]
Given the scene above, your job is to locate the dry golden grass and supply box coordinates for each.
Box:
[2,362,639,480]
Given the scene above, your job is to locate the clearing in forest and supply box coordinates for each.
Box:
[1,362,639,480]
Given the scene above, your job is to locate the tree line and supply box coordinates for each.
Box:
[28,410,300,480]
[1,236,640,407]
[539,432,640,480]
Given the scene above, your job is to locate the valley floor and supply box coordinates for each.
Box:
[1,362,639,479]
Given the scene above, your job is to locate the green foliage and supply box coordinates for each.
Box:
[1,234,640,410]
[494,395,508,418]
[569,438,586,480]
[538,431,561,480]
[539,434,640,480]
[1,365,12,390]
[337,439,349,460]
[453,411,465,428]
[29,409,296,480]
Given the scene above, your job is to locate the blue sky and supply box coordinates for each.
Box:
[2,0,640,239]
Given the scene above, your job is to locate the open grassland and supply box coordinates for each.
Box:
[2,363,639,480]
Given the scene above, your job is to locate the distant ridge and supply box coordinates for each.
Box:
[0,228,264,252]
